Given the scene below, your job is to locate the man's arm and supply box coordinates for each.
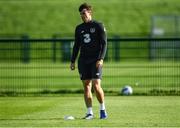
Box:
[70,27,80,70]
[96,23,107,68]
[97,23,107,61]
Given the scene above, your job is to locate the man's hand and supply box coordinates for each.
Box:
[70,63,75,70]
[96,59,103,68]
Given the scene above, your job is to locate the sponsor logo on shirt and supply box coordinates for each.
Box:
[90,28,95,33]
[96,73,100,76]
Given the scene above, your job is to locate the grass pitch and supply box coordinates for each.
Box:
[0,96,180,127]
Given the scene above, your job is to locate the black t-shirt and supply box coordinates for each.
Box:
[71,20,107,63]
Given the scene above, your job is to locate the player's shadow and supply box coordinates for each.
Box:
[0,118,64,121]
[0,117,83,121]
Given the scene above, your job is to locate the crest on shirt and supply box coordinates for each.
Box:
[90,28,95,33]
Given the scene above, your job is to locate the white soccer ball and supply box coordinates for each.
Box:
[64,115,75,120]
[121,85,133,95]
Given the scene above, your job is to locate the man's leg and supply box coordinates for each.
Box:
[92,79,104,104]
[82,80,94,119]
[92,79,107,119]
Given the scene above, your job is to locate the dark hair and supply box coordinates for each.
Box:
[79,3,92,12]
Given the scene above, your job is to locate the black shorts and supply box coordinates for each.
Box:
[78,58,102,80]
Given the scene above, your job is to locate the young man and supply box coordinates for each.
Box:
[70,3,107,119]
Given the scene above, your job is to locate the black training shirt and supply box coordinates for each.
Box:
[71,20,107,63]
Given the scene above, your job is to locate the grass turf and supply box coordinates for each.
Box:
[0,96,180,127]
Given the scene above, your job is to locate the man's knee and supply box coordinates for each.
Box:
[92,79,102,91]
[83,80,91,86]
[83,80,92,91]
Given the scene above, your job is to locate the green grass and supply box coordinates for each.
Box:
[0,0,180,37]
[0,96,180,127]
[0,62,180,96]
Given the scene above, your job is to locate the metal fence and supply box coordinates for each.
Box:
[0,37,180,62]
[0,37,180,96]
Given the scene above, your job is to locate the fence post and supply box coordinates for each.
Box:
[61,40,71,62]
[52,35,57,63]
[113,36,120,61]
[148,38,153,61]
[21,35,30,63]
[104,44,108,62]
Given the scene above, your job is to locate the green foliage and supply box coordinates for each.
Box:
[0,0,180,37]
